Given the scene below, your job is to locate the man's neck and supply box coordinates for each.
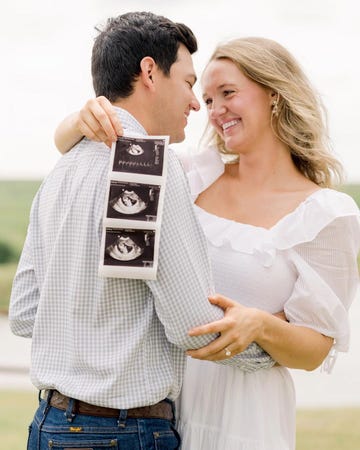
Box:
[113,96,152,135]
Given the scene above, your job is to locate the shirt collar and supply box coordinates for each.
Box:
[113,106,148,137]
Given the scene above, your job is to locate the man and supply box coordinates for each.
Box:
[9,12,273,449]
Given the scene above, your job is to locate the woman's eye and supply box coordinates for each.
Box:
[223,90,235,96]
[204,98,212,106]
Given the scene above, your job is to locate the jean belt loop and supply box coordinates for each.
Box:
[64,397,76,423]
[37,390,54,441]
[117,409,128,428]
[45,390,54,404]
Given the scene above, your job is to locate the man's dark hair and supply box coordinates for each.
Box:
[91,11,198,101]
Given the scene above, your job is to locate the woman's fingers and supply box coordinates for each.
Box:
[77,107,106,142]
[98,96,123,137]
[188,318,231,336]
[187,336,245,361]
[188,294,242,336]
[78,97,119,144]
[208,294,238,310]
[187,294,264,361]
[186,337,229,360]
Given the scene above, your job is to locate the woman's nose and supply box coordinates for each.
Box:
[209,102,226,120]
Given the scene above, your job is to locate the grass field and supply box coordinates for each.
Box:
[0,391,38,450]
[0,180,41,312]
[296,408,360,449]
[0,181,42,257]
[0,180,359,312]
[0,390,359,450]
[342,184,360,206]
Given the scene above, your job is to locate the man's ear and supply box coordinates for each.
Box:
[139,57,157,91]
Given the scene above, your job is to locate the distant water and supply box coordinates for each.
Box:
[1,289,359,407]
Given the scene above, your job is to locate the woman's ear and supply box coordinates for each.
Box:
[139,57,157,90]
[270,91,280,117]
[269,90,278,102]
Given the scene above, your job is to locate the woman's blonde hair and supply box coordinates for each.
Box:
[203,37,343,187]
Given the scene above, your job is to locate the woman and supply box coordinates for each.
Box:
[54,37,360,450]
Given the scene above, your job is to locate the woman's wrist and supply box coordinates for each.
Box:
[253,308,278,346]
[54,111,84,154]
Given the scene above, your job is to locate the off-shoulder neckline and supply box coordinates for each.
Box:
[194,188,327,232]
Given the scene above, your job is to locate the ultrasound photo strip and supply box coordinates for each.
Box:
[112,136,167,176]
[99,227,158,279]
[99,134,169,280]
[106,180,161,223]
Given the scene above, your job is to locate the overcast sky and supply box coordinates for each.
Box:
[1,0,359,181]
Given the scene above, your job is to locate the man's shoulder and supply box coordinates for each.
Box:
[39,139,110,198]
[57,138,110,176]
[71,137,110,159]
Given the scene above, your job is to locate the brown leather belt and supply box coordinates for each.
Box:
[45,390,173,420]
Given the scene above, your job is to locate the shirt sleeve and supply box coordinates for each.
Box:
[147,150,275,371]
[146,149,223,348]
[9,193,40,337]
[284,214,360,371]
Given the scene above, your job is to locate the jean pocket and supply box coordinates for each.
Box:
[47,438,117,449]
[153,427,180,450]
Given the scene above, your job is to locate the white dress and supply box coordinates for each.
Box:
[176,147,360,450]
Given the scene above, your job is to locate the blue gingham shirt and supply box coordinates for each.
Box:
[9,108,274,409]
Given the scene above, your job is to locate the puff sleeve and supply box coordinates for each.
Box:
[177,146,224,201]
[283,193,360,371]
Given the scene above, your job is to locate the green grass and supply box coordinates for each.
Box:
[296,408,360,449]
[0,180,41,311]
[0,181,42,257]
[342,184,360,206]
[0,391,359,450]
[0,263,18,312]
[0,390,38,450]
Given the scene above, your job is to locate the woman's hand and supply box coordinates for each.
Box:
[187,294,333,371]
[54,96,123,154]
[186,294,265,361]
[76,96,123,148]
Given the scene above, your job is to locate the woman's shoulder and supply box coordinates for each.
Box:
[312,187,359,210]
[303,188,359,226]
[175,146,225,200]
[272,187,360,250]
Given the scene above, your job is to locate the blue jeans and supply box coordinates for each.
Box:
[27,394,180,450]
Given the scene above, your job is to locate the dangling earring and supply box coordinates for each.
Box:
[272,95,279,117]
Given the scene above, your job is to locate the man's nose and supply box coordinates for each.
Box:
[190,95,200,112]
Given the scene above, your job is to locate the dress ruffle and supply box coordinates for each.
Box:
[182,146,359,268]
[194,189,359,268]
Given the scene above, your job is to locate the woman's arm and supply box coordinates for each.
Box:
[187,295,333,371]
[54,97,123,154]
[54,112,85,154]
